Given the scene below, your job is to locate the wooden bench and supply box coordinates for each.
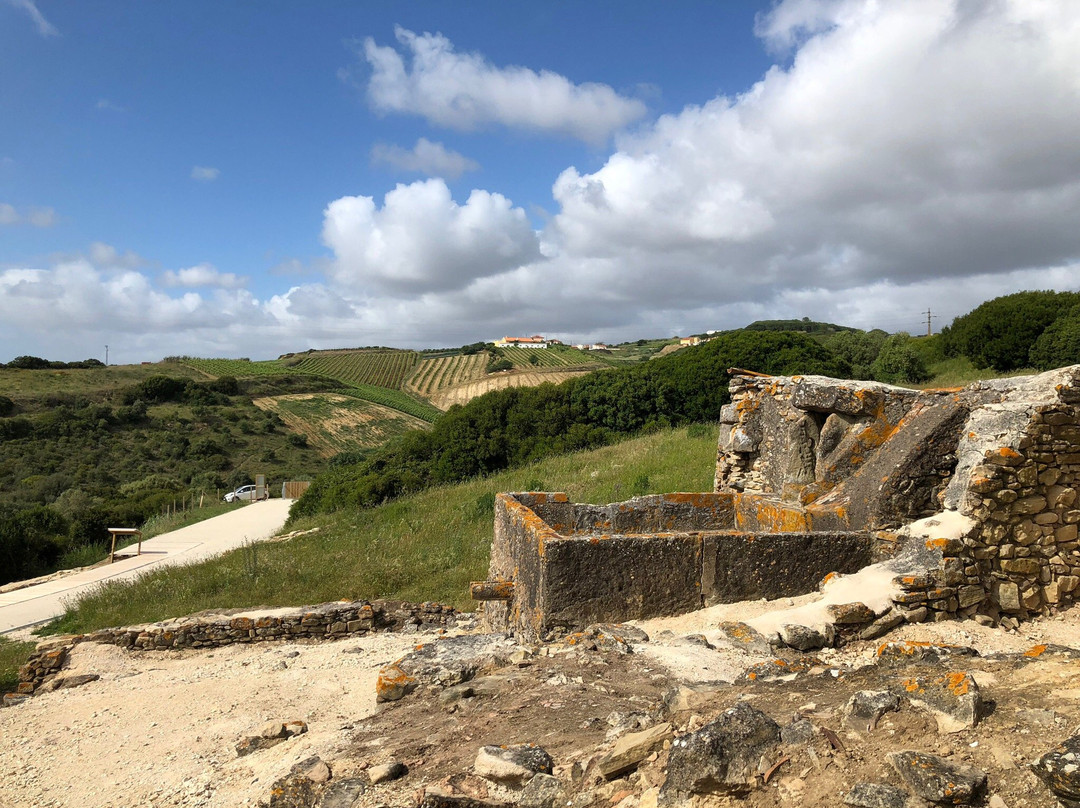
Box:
[107,528,143,563]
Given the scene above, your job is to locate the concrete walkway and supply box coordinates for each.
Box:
[0,499,293,635]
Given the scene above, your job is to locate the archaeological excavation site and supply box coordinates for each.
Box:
[12,367,1080,808]
[477,366,1080,647]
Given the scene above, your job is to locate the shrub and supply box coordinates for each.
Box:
[870,333,930,384]
[1030,306,1080,371]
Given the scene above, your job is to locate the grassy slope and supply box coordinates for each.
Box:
[0,363,206,410]
[43,426,718,634]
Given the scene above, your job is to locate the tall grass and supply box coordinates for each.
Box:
[0,636,35,694]
[42,426,718,635]
[920,357,1035,389]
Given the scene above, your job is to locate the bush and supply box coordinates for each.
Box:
[870,333,930,384]
[0,395,14,417]
[486,359,513,373]
[1030,306,1080,371]
[943,291,1080,370]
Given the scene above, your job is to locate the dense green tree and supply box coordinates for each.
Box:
[870,333,931,384]
[1030,305,1080,371]
[821,330,886,379]
[943,291,1080,370]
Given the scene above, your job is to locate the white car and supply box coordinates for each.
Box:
[224,484,260,503]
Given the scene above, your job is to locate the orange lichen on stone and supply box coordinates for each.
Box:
[903,678,923,693]
[944,672,970,696]
[987,447,1023,461]
[1024,644,1048,658]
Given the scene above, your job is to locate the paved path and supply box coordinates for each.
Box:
[0,499,293,635]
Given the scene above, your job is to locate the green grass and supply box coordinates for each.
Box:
[41,425,719,635]
[0,636,35,695]
[0,362,206,411]
[920,357,1035,388]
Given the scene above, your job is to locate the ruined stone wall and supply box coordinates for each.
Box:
[13,599,458,699]
[483,492,875,641]
[720,366,1080,626]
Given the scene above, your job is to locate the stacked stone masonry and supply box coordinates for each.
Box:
[14,599,457,697]
[482,366,1080,638]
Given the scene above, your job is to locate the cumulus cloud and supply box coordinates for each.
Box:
[161,263,247,289]
[0,203,56,227]
[362,26,647,143]
[321,178,541,293]
[191,166,220,182]
[6,0,58,37]
[371,138,480,179]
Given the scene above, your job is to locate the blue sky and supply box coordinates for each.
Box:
[2,1,1079,363]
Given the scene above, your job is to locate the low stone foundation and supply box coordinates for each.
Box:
[11,598,458,700]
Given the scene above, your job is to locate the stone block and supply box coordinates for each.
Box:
[702,531,870,606]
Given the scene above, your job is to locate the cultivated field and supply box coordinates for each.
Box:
[496,346,603,368]
[406,353,488,397]
[252,393,429,457]
[288,349,420,390]
[428,368,594,410]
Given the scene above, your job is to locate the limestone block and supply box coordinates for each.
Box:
[1013,495,1048,515]
[996,581,1022,612]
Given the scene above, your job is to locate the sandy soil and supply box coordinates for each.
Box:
[0,633,421,808]
[7,594,1080,808]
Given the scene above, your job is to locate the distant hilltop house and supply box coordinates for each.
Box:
[494,336,549,349]
[679,336,703,347]
[572,343,609,351]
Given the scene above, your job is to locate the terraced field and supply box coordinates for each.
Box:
[497,346,602,367]
[289,350,420,390]
[406,354,488,397]
[252,394,429,457]
[428,368,595,410]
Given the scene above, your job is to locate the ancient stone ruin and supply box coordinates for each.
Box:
[478,366,1080,643]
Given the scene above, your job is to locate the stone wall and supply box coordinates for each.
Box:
[480,366,1080,640]
[12,599,457,699]
[483,492,877,641]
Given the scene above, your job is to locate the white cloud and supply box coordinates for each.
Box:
[6,0,58,37]
[362,26,647,143]
[88,242,144,269]
[321,178,541,293]
[161,263,247,290]
[0,202,56,227]
[371,138,480,179]
[191,166,220,182]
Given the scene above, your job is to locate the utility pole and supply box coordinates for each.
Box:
[924,309,934,337]
[105,345,109,366]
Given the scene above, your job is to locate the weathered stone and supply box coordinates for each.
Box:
[378,634,520,702]
[859,610,906,640]
[780,717,816,745]
[598,722,673,779]
[827,602,877,624]
[875,641,978,666]
[518,773,566,808]
[305,760,331,784]
[236,735,286,757]
[368,761,408,784]
[660,702,780,802]
[474,744,553,787]
[1001,558,1041,575]
[957,585,986,608]
[1031,735,1080,808]
[899,671,981,733]
[738,656,827,683]
[844,781,911,808]
[997,581,1022,612]
[843,690,900,730]
[1013,495,1048,515]
[888,751,986,804]
[779,623,834,651]
[717,621,771,654]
